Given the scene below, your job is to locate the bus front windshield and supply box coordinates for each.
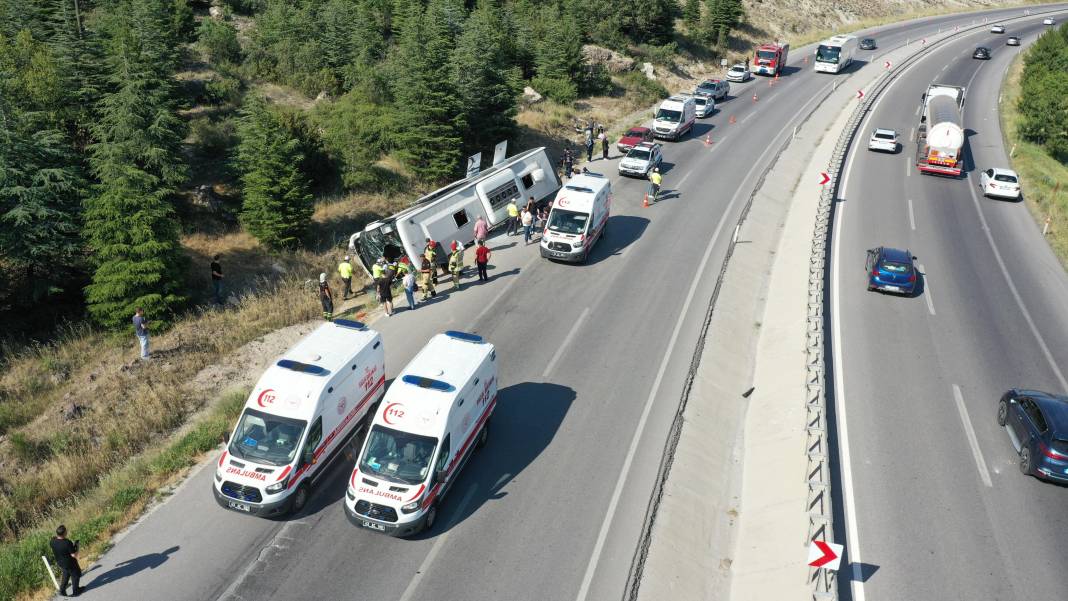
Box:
[546,208,589,236]
[816,45,841,64]
[228,408,307,467]
[359,425,438,485]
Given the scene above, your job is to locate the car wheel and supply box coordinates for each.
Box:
[291,482,309,514]
[1019,446,1035,475]
[423,503,438,532]
[476,422,489,449]
[997,400,1009,426]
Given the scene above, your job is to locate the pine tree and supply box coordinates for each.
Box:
[451,0,520,156]
[391,0,464,182]
[531,3,583,103]
[235,97,314,250]
[682,0,701,28]
[702,0,744,49]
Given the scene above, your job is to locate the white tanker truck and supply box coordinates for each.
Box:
[915,83,966,176]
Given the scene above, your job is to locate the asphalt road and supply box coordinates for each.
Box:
[71,6,1066,601]
[831,11,1068,601]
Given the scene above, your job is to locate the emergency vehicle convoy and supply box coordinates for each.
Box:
[540,171,611,263]
[214,320,385,516]
[345,331,497,536]
[915,83,966,176]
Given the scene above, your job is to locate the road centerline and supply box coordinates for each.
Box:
[542,307,591,378]
[907,198,916,230]
[396,485,479,601]
[953,384,993,487]
[919,263,935,315]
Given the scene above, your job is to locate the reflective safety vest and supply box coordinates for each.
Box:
[649,172,662,186]
[507,202,519,218]
[372,263,384,279]
[449,250,463,271]
[338,261,353,279]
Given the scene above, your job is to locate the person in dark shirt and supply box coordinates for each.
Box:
[210,255,224,304]
[50,524,82,596]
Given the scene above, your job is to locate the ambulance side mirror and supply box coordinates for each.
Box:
[434,470,447,485]
[221,431,230,445]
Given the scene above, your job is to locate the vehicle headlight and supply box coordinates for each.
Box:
[215,470,223,482]
[265,477,289,494]
[346,488,356,501]
[573,239,585,248]
[401,499,422,514]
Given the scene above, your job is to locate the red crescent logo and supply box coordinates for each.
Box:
[382,402,405,425]
[257,389,277,408]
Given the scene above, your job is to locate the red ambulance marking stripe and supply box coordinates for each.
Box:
[405,483,425,503]
[350,469,359,489]
[218,450,228,467]
[275,465,291,482]
[422,395,497,509]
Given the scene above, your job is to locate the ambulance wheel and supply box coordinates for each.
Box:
[291,483,309,514]
[476,423,489,449]
[423,504,438,532]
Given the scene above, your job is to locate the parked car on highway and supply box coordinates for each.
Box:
[693,94,714,118]
[865,247,917,295]
[1007,36,1020,46]
[867,128,898,153]
[990,24,1005,33]
[616,126,653,154]
[979,167,1021,200]
[972,46,991,60]
[859,38,877,50]
[997,389,1068,481]
[695,78,730,101]
[618,142,663,178]
[726,63,752,82]
[1043,17,1055,25]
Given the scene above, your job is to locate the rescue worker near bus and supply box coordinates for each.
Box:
[318,273,333,320]
[506,200,520,236]
[338,256,354,300]
[649,167,663,202]
[418,259,436,299]
[371,257,385,281]
[448,241,464,290]
[423,239,438,284]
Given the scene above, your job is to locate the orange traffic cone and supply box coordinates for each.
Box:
[704,134,712,146]
[729,115,737,125]
[642,194,650,208]
[752,93,758,102]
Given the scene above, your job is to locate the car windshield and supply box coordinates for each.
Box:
[546,208,589,235]
[359,425,437,485]
[624,129,644,138]
[228,408,306,467]
[881,261,911,273]
[697,82,716,92]
[693,97,707,106]
[816,45,841,63]
[656,108,681,122]
[874,132,895,140]
[757,50,777,60]
[730,66,745,73]
[994,174,1017,183]
[627,148,652,161]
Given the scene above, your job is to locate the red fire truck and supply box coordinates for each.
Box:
[752,43,789,76]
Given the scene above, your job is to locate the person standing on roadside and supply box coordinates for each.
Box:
[506,200,520,236]
[448,241,464,290]
[475,240,491,281]
[473,214,488,245]
[375,259,394,317]
[132,308,150,360]
[584,126,594,162]
[600,127,609,160]
[563,148,574,179]
[210,254,224,305]
[521,205,534,245]
[402,266,417,310]
[318,273,333,320]
[419,259,436,300]
[50,525,82,597]
[423,239,439,284]
[338,256,354,300]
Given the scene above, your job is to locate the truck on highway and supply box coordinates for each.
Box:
[752,42,789,76]
[915,83,966,176]
[348,147,558,278]
[814,35,858,73]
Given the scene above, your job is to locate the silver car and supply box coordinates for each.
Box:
[617,142,663,178]
[726,64,752,82]
[693,95,714,118]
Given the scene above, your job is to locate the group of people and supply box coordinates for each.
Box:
[582,123,610,163]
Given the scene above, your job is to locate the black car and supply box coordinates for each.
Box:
[859,38,877,50]
[998,389,1068,481]
[973,46,991,60]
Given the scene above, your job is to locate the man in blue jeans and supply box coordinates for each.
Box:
[132,308,150,360]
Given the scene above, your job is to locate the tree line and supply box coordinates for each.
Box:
[1018,23,1068,163]
[1,0,748,336]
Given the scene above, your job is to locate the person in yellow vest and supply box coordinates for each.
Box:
[338,256,354,300]
[418,259,436,300]
[649,167,663,202]
[448,241,464,290]
[371,258,384,281]
[423,238,439,284]
[506,200,520,236]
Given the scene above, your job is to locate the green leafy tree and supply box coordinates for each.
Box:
[315,86,399,189]
[235,97,315,249]
[197,17,242,64]
[1018,26,1068,161]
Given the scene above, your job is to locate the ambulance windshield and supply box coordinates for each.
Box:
[360,425,437,485]
[228,408,306,467]
[546,208,589,236]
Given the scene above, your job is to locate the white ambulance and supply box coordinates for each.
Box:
[539,171,611,264]
[344,331,497,536]
[214,319,385,517]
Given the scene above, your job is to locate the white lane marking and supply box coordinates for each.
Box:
[909,127,915,142]
[467,254,539,329]
[908,198,916,230]
[915,105,921,117]
[953,384,993,487]
[397,485,478,601]
[906,159,911,177]
[676,170,694,190]
[542,307,590,378]
[741,112,755,124]
[919,264,936,315]
[967,183,1068,390]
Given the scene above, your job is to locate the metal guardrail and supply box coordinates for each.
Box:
[804,7,1064,599]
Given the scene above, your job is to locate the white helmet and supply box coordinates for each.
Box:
[344,255,350,261]
[319,273,327,283]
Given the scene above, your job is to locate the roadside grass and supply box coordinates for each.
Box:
[1000,53,1068,267]
[0,388,248,601]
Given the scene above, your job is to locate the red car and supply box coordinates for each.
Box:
[617,126,653,153]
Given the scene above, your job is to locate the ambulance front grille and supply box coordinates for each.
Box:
[221,481,262,503]
[354,500,398,523]
[547,242,572,252]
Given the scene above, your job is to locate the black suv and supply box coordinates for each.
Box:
[859,38,877,50]
[973,46,991,60]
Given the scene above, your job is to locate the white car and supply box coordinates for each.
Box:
[726,64,752,82]
[991,24,1005,34]
[693,95,714,118]
[617,142,663,178]
[979,168,1020,200]
[867,128,898,153]
[1007,36,1021,46]
[1043,18,1055,26]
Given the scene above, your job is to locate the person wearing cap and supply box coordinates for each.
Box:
[418,259,436,300]
[448,241,464,290]
[338,256,354,300]
[318,273,333,320]
[649,167,662,202]
[423,239,439,284]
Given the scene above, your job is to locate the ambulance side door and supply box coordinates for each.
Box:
[301,416,323,480]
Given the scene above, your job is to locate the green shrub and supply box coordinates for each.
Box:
[634,42,679,67]
[205,75,242,105]
[531,75,578,105]
[198,18,242,65]
[618,71,668,106]
[190,117,237,158]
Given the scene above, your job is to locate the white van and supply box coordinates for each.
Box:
[214,319,385,517]
[539,171,611,263]
[344,331,497,536]
[653,94,696,141]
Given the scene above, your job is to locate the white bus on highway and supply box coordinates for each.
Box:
[814,35,858,73]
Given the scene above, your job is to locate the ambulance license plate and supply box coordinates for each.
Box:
[228,501,251,512]
[552,251,566,258]
[362,520,385,531]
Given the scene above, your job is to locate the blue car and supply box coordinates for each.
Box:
[998,389,1068,481]
[865,246,917,295]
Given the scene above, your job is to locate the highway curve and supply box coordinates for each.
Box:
[73,6,1064,601]
[831,10,1068,601]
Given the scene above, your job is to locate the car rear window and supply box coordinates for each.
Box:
[874,132,895,140]
[994,174,1017,183]
[881,261,910,273]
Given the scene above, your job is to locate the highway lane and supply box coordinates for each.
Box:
[832,12,1068,601]
[71,6,1067,601]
